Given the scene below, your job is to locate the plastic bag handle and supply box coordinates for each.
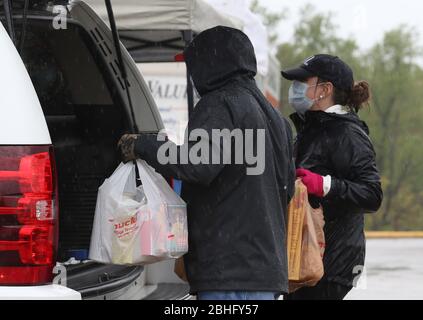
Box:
[133,160,142,187]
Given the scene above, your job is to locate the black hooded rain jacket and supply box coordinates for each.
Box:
[134,26,295,294]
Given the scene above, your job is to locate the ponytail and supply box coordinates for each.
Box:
[348,81,371,112]
[333,80,371,113]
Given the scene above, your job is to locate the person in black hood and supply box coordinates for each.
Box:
[118,26,296,300]
[281,54,383,300]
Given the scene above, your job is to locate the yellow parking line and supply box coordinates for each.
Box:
[365,231,423,239]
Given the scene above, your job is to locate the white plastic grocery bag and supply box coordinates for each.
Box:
[89,160,188,265]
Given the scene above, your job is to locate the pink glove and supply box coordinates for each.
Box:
[296,168,324,198]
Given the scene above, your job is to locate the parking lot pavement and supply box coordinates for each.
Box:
[345,239,423,300]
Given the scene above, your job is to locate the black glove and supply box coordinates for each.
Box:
[117,134,140,163]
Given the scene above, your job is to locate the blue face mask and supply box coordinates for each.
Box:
[288,81,315,115]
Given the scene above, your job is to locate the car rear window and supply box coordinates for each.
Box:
[17,20,119,116]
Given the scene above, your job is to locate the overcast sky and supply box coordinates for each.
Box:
[257,0,422,50]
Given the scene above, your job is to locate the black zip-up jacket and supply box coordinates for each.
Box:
[134,26,295,294]
[290,110,383,287]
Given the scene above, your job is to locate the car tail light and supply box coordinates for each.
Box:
[0,146,58,285]
[174,53,185,62]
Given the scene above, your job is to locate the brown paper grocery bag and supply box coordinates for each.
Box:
[287,179,325,293]
[287,180,307,280]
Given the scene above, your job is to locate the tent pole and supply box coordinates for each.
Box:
[183,30,194,118]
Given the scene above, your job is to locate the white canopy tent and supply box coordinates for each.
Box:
[206,0,269,76]
[84,0,269,75]
[84,0,245,63]
[84,0,243,32]
[83,0,271,114]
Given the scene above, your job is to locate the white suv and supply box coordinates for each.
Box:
[0,0,188,300]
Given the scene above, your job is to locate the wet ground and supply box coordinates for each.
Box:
[345,239,423,300]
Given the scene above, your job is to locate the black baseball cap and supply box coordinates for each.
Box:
[281,54,354,91]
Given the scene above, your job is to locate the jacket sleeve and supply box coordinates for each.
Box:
[134,95,235,187]
[283,117,296,203]
[325,126,383,214]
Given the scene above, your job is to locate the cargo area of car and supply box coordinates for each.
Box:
[17,20,126,260]
[10,18,150,298]
[0,3,189,299]
[48,106,125,260]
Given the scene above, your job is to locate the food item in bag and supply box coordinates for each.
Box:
[111,210,140,264]
[139,204,154,256]
[109,186,161,265]
[166,205,189,255]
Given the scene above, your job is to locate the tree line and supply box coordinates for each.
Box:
[252,2,423,230]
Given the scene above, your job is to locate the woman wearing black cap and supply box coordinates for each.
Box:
[282,54,383,300]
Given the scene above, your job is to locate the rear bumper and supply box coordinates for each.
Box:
[0,285,81,300]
